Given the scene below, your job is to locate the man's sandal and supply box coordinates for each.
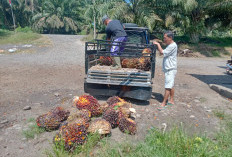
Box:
[157,105,167,111]
[167,102,174,106]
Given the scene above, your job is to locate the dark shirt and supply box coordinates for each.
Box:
[105,20,127,40]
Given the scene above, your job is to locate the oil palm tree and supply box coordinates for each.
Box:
[109,0,162,31]
[32,0,81,34]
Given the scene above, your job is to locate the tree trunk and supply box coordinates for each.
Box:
[93,0,96,39]
[32,0,34,14]
[94,15,96,39]
[190,32,199,44]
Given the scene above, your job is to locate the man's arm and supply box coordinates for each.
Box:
[153,41,163,55]
[106,27,111,41]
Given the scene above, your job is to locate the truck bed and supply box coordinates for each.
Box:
[86,65,152,87]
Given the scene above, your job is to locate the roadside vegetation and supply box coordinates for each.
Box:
[45,113,232,157]
[1,0,232,56]
[176,36,232,57]
[22,118,45,139]
[0,27,41,45]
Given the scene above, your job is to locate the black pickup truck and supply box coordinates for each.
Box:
[84,24,157,100]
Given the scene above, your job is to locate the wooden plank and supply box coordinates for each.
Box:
[86,78,151,87]
[89,70,150,76]
[88,74,150,79]
[89,71,150,77]
[89,65,151,74]
[89,73,150,79]
[88,76,150,82]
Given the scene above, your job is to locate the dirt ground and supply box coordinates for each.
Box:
[0,35,231,157]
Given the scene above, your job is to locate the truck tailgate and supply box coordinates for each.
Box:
[86,65,152,87]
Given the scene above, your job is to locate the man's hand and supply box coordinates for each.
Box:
[153,41,160,45]
[153,40,163,54]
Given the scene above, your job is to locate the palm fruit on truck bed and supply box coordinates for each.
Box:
[88,119,111,135]
[99,56,113,66]
[102,104,120,128]
[137,57,151,71]
[36,107,70,131]
[142,48,152,56]
[75,95,102,116]
[54,123,88,151]
[106,96,125,106]
[121,48,151,70]
[121,58,139,68]
[118,117,137,135]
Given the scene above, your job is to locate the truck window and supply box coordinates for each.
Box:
[126,31,146,44]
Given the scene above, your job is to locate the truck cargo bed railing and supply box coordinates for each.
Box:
[85,39,156,78]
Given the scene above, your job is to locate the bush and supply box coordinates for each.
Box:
[16,26,33,33]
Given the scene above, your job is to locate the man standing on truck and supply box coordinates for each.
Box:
[153,31,177,110]
[102,15,128,68]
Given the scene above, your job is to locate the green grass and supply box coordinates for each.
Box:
[0,28,41,45]
[174,35,232,57]
[211,50,221,57]
[45,133,102,157]
[97,129,217,157]
[175,35,232,47]
[199,97,207,103]
[22,118,45,139]
[204,37,232,47]
[97,116,232,157]
[44,113,232,157]
[213,110,225,120]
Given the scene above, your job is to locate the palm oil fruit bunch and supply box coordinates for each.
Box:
[74,95,102,117]
[137,57,151,71]
[67,109,91,128]
[68,109,91,123]
[51,107,70,122]
[36,107,70,131]
[102,104,120,128]
[116,101,133,119]
[88,119,111,135]
[142,48,152,56]
[55,123,88,151]
[106,96,125,106]
[118,117,137,135]
[99,56,113,66]
[121,58,139,68]
[99,102,109,113]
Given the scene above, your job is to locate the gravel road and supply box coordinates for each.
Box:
[0,35,231,157]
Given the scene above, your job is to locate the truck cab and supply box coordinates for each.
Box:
[84,24,156,100]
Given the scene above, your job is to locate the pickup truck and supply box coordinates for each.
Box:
[84,23,156,100]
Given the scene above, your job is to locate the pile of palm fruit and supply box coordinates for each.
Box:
[36,95,136,151]
[99,48,152,71]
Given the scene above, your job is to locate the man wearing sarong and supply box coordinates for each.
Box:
[102,15,128,68]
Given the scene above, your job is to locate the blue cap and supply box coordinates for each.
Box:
[102,15,109,23]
